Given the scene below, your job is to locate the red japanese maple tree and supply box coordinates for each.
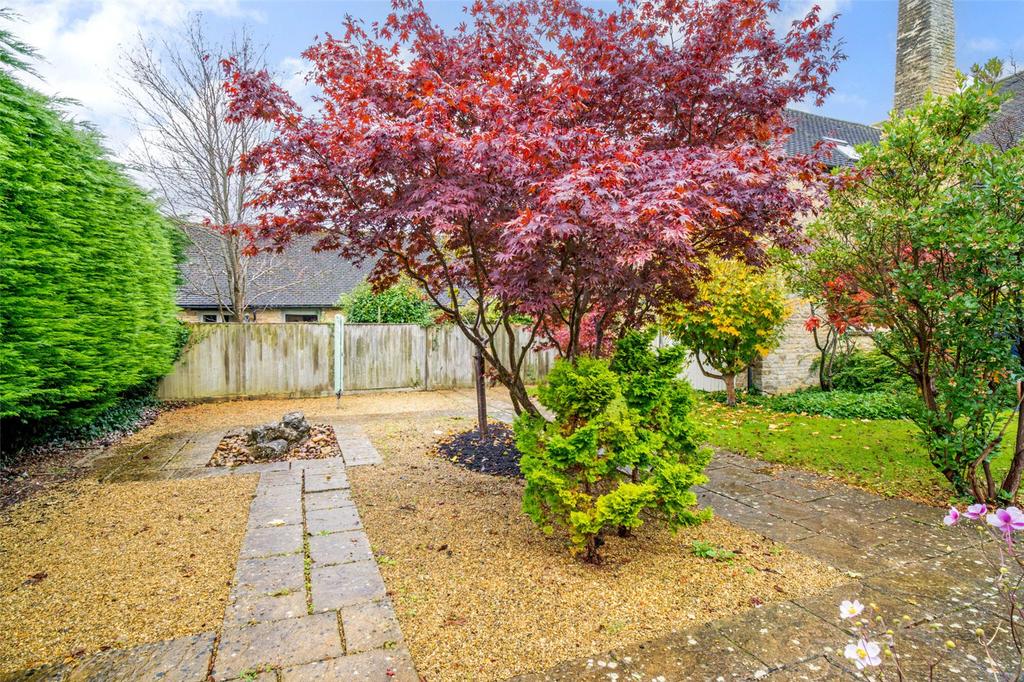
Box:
[223,0,842,415]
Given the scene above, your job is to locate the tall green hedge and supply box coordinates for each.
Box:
[0,70,181,431]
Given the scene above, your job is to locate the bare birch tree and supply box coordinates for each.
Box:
[120,16,281,320]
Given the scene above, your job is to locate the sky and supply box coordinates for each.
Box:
[7,0,1024,161]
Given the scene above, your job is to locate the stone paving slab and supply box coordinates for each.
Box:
[306,505,362,535]
[239,523,304,559]
[2,632,217,682]
[213,612,344,680]
[233,554,305,595]
[311,560,387,611]
[305,470,350,493]
[304,489,355,511]
[510,625,766,681]
[279,648,418,681]
[341,599,405,654]
[247,503,302,529]
[716,599,846,669]
[224,588,308,627]
[309,529,373,566]
[332,423,383,467]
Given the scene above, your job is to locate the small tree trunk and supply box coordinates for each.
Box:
[1000,382,1024,501]
[724,374,737,406]
[474,348,488,438]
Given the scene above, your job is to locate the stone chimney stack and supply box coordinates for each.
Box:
[894,0,957,112]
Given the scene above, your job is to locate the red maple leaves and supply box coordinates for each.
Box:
[222,0,842,359]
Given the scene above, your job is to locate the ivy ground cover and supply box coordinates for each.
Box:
[697,399,1016,505]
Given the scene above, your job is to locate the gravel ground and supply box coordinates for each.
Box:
[0,475,256,673]
[119,391,480,445]
[349,415,844,682]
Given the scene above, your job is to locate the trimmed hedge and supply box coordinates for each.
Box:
[0,70,181,433]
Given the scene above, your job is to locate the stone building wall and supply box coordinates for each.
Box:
[894,0,957,112]
[751,298,819,394]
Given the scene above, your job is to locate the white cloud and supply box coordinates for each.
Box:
[776,0,852,30]
[5,0,260,157]
[277,55,319,113]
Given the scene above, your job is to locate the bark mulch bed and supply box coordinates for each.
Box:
[207,423,341,467]
[434,422,522,478]
[0,475,256,674]
[349,415,844,682]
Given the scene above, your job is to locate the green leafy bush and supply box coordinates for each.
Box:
[691,540,735,561]
[515,329,711,562]
[708,388,917,420]
[339,280,435,325]
[829,349,914,393]
[0,66,181,435]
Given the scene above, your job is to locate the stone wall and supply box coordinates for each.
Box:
[751,298,819,394]
[894,0,956,112]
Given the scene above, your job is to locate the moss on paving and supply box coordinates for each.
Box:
[696,398,1016,505]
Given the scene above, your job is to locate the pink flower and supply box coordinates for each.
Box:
[844,639,882,669]
[986,507,1024,534]
[839,599,864,619]
[943,507,960,526]
[964,503,987,520]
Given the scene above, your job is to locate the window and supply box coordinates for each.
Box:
[201,314,218,323]
[285,313,319,322]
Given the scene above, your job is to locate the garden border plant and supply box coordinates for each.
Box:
[834,503,1023,679]
[800,61,1024,502]
[515,330,711,562]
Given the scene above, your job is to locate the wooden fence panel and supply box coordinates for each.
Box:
[424,325,475,389]
[157,322,724,400]
[157,323,333,400]
[345,324,426,391]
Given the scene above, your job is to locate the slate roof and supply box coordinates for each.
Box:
[783,108,882,166]
[176,228,372,309]
[976,71,1024,149]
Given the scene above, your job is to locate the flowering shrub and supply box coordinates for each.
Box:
[836,505,1023,678]
[515,329,711,562]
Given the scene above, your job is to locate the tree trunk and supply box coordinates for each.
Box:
[724,374,737,407]
[474,348,488,437]
[1000,382,1024,501]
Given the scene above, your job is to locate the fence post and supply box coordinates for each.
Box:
[334,314,345,400]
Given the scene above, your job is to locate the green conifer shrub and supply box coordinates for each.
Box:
[515,329,711,562]
[0,64,181,438]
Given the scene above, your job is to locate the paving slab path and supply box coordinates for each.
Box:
[4,425,410,682]
[512,450,1007,681]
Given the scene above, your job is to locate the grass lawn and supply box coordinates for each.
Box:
[695,398,1016,505]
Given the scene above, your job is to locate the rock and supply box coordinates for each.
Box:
[282,412,310,437]
[253,439,290,461]
[247,424,283,446]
